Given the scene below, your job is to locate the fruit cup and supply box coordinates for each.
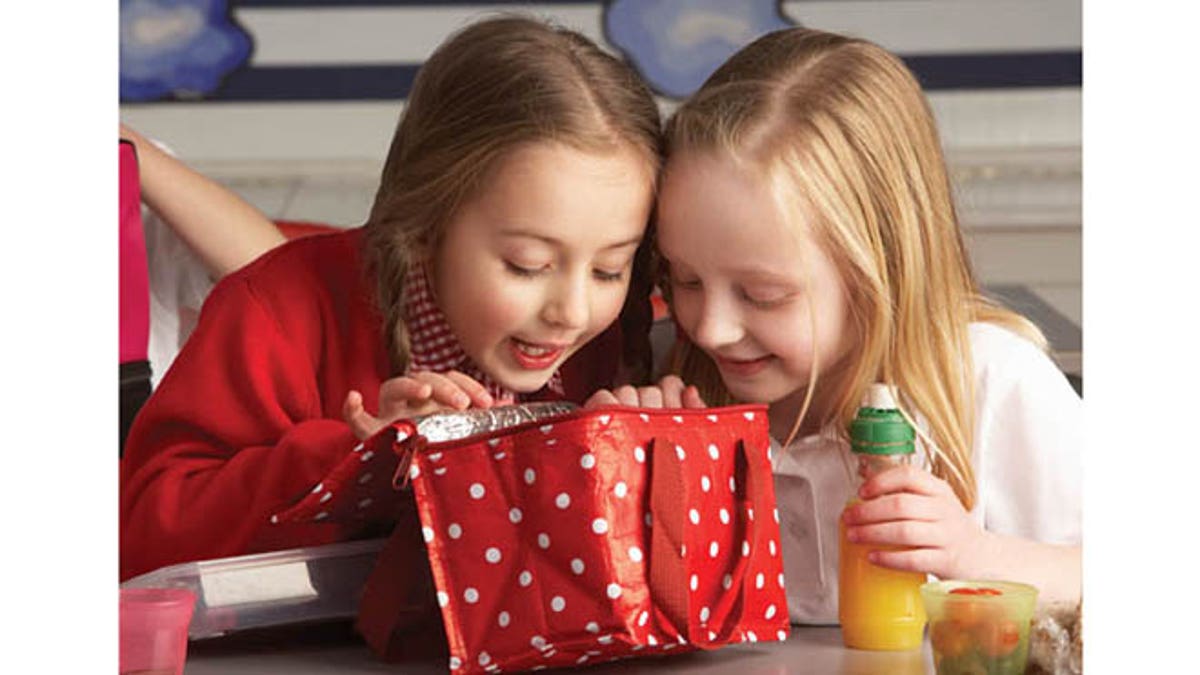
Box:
[919,580,1038,675]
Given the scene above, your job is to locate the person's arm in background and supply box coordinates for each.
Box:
[120,123,286,278]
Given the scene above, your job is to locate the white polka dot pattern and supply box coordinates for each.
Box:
[276,407,788,672]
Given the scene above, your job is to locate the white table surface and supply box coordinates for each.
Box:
[183,622,935,674]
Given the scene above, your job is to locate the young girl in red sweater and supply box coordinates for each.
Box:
[120,16,663,581]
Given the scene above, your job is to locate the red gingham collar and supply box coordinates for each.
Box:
[403,262,563,402]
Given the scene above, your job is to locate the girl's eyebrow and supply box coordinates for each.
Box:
[499,229,642,250]
[745,271,798,283]
[726,267,802,285]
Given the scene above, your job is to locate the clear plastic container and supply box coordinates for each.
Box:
[121,538,386,639]
[921,580,1039,675]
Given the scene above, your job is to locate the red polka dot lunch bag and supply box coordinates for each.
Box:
[274,403,790,673]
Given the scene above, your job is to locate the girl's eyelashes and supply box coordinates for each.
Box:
[668,272,791,307]
[504,260,547,277]
[669,271,701,290]
[593,268,626,283]
[740,289,793,308]
[504,259,628,282]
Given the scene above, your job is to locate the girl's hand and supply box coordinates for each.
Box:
[583,375,707,409]
[342,370,503,440]
[841,464,995,580]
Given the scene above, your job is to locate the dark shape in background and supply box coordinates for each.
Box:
[120,0,253,102]
[119,0,1080,103]
[605,0,792,100]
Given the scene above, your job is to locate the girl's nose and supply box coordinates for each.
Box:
[540,273,589,330]
[690,293,744,350]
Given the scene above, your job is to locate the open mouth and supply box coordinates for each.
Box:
[509,338,568,370]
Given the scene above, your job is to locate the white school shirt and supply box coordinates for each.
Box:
[143,205,213,389]
[134,137,218,389]
[771,322,1082,624]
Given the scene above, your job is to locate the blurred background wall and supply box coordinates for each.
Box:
[120,0,1081,372]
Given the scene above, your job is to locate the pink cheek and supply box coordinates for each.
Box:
[591,294,628,332]
[484,298,529,330]
[668,300,702,339]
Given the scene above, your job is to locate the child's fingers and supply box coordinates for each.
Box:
[657,376,686,407]
[442,370,494,408]
[682,385,707,409]
[865,546,946,575]
[342,390,363,418]
[636,386,664,409]
[859,463,952,500]
[611,385,640,407]
[379,377,433,405]
[845,519,948,550]
[842,492,941,526]
[583,390,620,409]
[411,371,471,410]
[342,390,382,440]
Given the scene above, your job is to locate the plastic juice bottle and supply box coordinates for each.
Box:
[838,384,927,650]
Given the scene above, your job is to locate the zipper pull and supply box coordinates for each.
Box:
[390,421,424,489]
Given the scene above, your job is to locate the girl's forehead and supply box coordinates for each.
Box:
[658,152,815,263]
[450,141,654,249]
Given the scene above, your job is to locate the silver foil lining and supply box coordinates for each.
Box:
[414,402,579,443]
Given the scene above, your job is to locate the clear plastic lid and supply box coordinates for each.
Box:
[121,538,386,640]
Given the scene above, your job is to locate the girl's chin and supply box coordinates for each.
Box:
[487,363,560,395]
[725,378,801,407]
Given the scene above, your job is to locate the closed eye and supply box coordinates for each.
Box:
[669,271,701,290]
[505,261,547,277]
[594,268,626,283]
[740,287,794,308]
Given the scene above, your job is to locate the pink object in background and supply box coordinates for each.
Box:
[119,140,150,365]
[120,588,196,675]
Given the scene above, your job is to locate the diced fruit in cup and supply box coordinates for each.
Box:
[929,616,1027,674]
[974,619,1021,658]
[949,586,1003,596]
[930,619,973,658]
[945,596,1004,627]
[936,650,1023,675]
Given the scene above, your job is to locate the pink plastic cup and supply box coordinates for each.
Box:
[120,588,196,675]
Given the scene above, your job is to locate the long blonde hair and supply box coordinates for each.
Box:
[364,15,663,381]
[665,28,1045,509]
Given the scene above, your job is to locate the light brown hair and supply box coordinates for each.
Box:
[664,28,1046,508]
[364,15,663,382]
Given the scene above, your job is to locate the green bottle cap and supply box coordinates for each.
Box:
[849,385,915,455]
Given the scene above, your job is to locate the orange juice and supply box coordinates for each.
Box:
[838,501,927,650]
[838,383,927,650]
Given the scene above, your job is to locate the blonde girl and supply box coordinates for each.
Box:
[121,15,662,581]
[620,27,1081,620]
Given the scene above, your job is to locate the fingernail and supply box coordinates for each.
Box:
[846,527,859,543]
[454,393,469,408]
